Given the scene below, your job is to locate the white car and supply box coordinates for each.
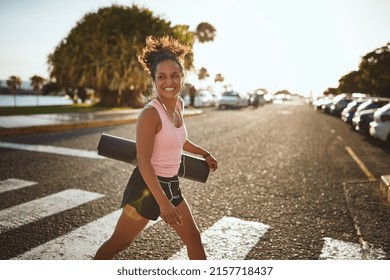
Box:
[218,90,248,109]
[184,90,214,107]
[369,103,390,144]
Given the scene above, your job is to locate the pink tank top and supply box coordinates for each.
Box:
[146,98,187,177]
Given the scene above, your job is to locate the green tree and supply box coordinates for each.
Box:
[323,87,338,96]
[6,76,21,91]
[198,67,209,80]
[172,24,195,69]
[338,70,363,94]
[48,5,198,107]
[214,73,224,83]
[195,22,216,43]
[198,67,209,89]
[275,89,292,95]
[30,75,45,91]
[358,43,390,97]
[42,82,61,95]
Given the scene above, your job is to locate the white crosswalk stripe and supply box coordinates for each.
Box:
[0,188,104,233]
[0,178,37,194]
[0,141,104,159]
[319,237,386,260]
[169,216,270,260]
[13,210,159,260]
[13,210,122,260]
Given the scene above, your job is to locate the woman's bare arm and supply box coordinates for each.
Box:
[183,139,218,171]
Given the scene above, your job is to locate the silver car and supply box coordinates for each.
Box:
[218,91,248,109]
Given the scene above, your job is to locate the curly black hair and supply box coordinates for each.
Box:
[137,36,190,80]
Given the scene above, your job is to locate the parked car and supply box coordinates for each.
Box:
[352,108,377,134]
[321,98,334,113]
[218,90,248,109]
[313,96,330,111]
[341,99,367,124]
[351,98,390,129]
[272,93,291,104]
[184,90,214,108]
[210,91,222,107]
[329,94,354,117]
[369,103,390,144]
[249,93,267,107]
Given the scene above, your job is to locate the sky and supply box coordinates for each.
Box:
[0,0,389,97]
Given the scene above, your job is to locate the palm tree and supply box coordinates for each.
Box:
[214,73,224,83]
[195,22,216,43]
[198,67,210,89]
[6,76,21,91]
[198,67,209,80]
[30,75,45,91]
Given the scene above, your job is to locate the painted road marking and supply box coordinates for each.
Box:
[14,210,121,260]
[0,141,104,160]
[0,189,104,233]
[0,178,37,194]
[319,237,386,260]
[345,146,376,181]
[169,216,270,260]
[13,210,159,260]
[276,110,293,115]
[6,209,386,260]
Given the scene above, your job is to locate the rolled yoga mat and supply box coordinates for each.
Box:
[97,133,210,183]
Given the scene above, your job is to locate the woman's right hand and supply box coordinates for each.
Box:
[159,200,182,226]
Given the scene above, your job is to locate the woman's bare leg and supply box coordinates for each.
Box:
[170,198,206,260]
[93,204,149,259]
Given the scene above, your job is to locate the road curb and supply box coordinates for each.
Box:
[0,110,203,137]
[379,175,390,204]
[0,118,138,137]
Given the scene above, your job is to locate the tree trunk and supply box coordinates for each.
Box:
[99,90,119,107]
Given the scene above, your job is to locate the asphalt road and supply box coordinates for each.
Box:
[0,98,389,260]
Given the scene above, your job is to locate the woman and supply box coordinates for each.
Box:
[94,36,218,260]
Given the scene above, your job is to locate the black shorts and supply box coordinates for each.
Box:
[120,166,184,220]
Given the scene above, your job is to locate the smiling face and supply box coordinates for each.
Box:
[154,59,183,100]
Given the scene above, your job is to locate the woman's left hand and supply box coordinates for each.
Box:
[205,154,218,172]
